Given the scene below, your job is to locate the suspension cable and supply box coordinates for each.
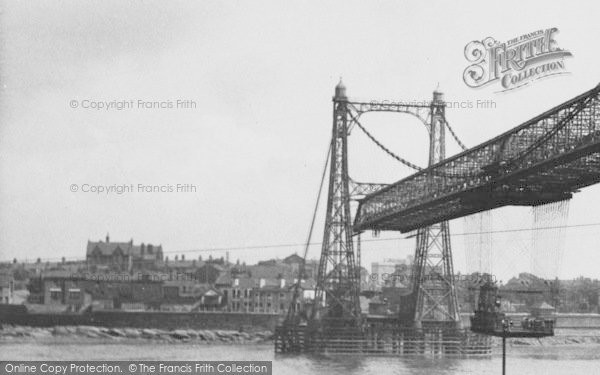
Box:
[301,140,330,264]
[444,118,468,151]
[353,116,482,178]
[353,117,424,171]
[287,139,331,320]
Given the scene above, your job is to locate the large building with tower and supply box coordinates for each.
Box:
[86,234,163,271]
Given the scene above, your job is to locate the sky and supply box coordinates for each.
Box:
[1,0,600,281]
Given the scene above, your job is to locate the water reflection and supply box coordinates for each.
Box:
[1,340,599,375]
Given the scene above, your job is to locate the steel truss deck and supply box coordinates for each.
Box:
[354,84,600,232]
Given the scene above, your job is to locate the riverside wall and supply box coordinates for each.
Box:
[0,305,280,331]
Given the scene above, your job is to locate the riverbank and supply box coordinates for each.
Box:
[493,334,600,346]
[0,325,273,344]
[1,325,598,346]
[0,305,280,331]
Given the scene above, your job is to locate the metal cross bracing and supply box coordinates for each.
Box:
[411,92,460,327]
[312,82,362,324]
[349,179,389,200]
[311,80,460,328]
[411,221,460,325]
[354,83,600,233]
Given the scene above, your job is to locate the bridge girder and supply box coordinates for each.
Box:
[354,84,600,233]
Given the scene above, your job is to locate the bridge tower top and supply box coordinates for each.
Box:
[433,87,444,103]
[334,79,347,100]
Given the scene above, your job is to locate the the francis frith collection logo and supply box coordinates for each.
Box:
[463,28,572,92]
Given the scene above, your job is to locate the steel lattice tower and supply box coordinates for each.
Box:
[312,81,362,324]
[411,90,461,328]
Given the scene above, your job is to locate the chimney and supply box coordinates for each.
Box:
[106,233,110,243]
[182,254,185,261]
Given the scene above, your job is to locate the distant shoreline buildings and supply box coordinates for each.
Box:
[2,235,321,316]
[0,235,599,315]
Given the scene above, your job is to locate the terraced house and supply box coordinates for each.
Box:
[0,272,14,304]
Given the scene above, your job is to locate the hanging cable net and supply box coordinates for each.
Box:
[531,200,570,280]
[462,200,570,284]
[463,211,492,275]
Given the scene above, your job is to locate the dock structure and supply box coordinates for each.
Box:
[275,319,492,356]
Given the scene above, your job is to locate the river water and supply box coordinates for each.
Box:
[1,339,599,375]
